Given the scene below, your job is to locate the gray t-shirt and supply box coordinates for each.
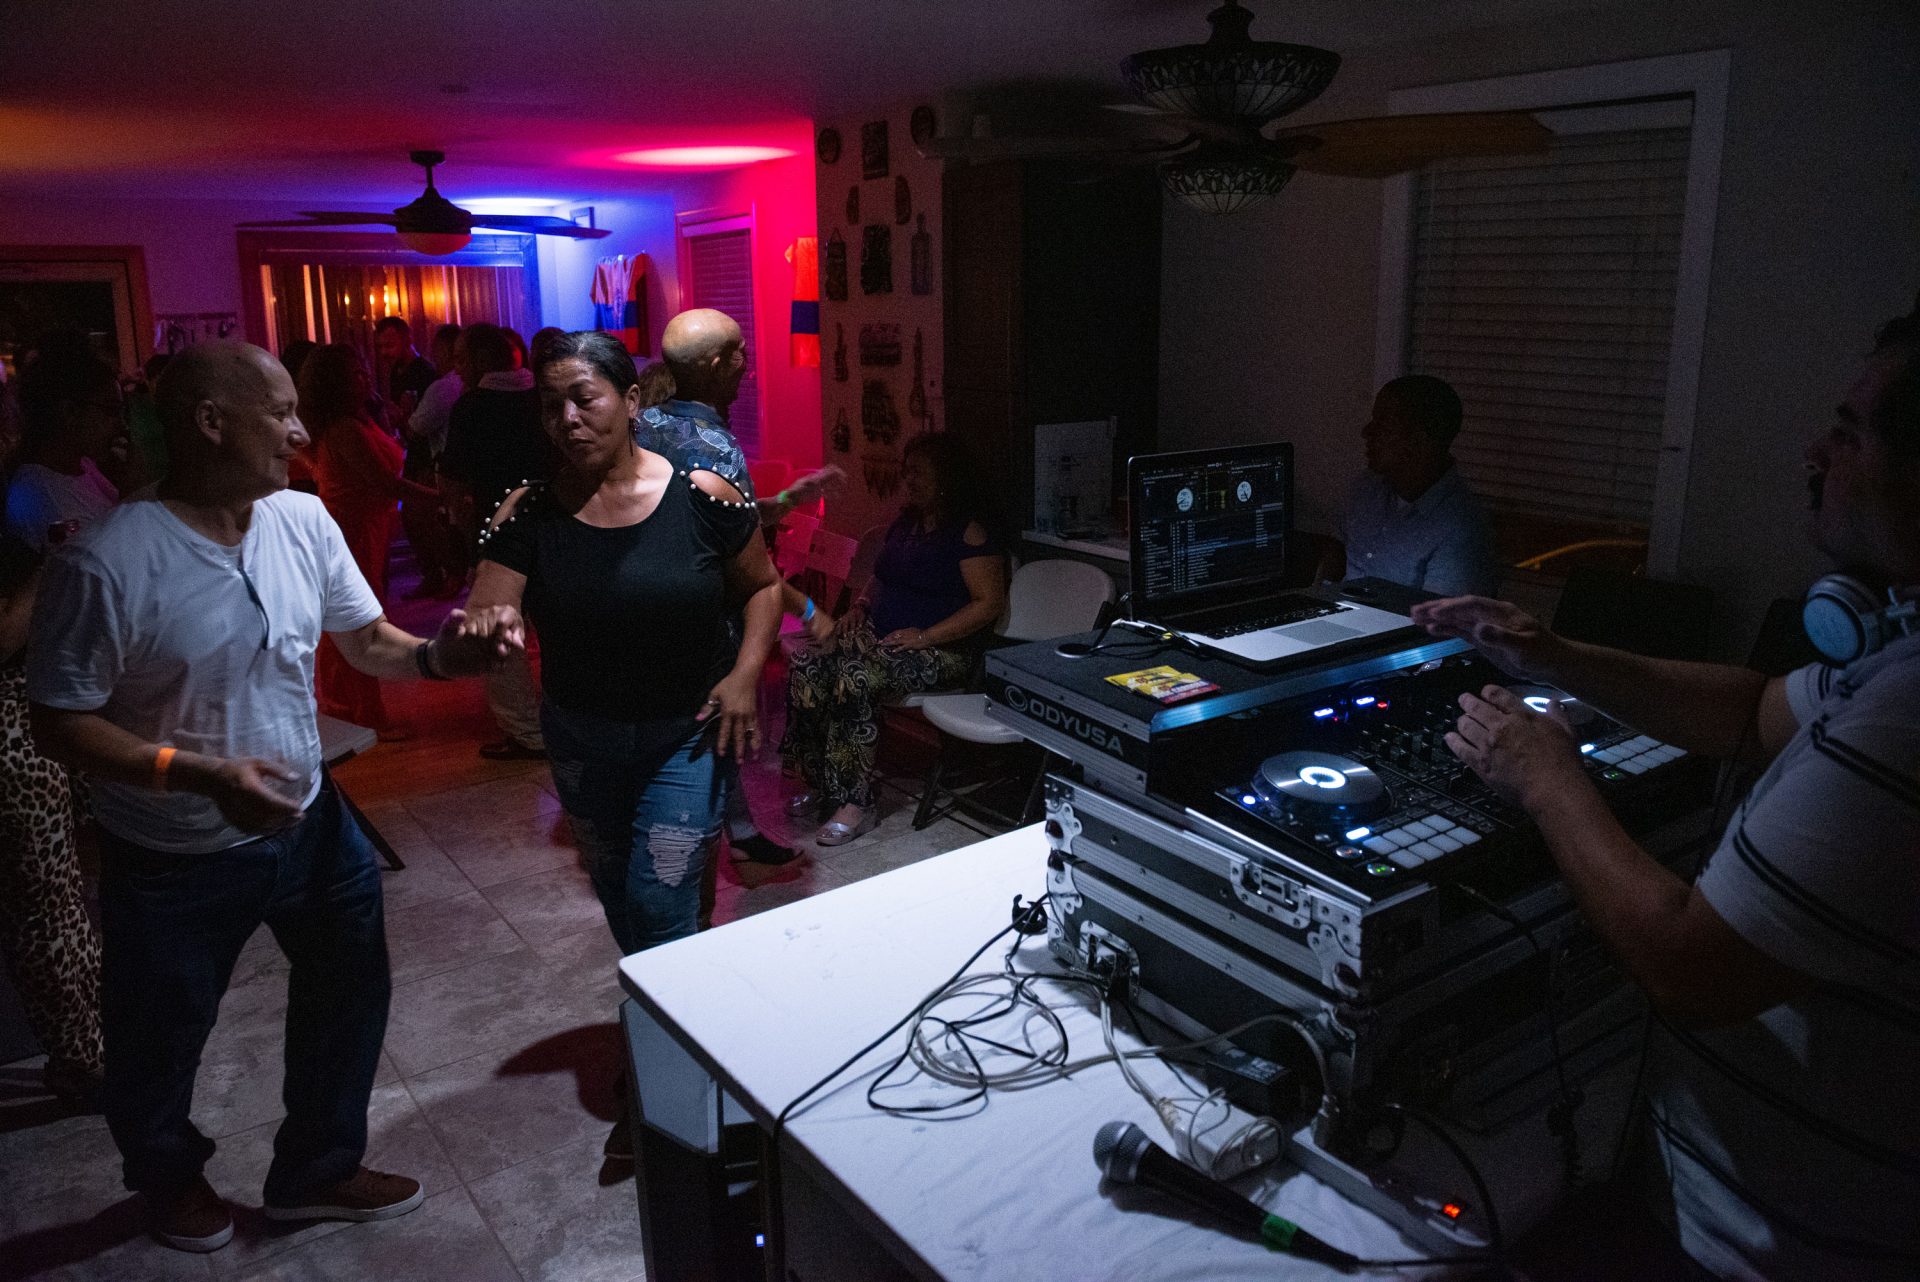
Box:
[27,491,382,853]
[1651,635,1920,1281]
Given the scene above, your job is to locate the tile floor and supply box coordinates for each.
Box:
[0,571,997,1282]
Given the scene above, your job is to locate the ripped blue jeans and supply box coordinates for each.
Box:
[542,703,725,955]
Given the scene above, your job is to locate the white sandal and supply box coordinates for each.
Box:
[814,808,878,847]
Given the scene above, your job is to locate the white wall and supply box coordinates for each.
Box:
[1158,0,1920,653]
[0,194,369,321]
[536,194,684,349]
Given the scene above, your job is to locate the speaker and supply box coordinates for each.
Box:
[1801,575,1919,665]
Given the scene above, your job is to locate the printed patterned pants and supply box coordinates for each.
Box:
[782,619,971,808]
[0,666,103,1075]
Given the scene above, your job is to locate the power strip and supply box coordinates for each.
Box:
[1155,1095,1284,1181]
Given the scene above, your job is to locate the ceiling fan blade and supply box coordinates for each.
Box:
[237,214,401,228]
[469,215,611,238]
[1268,111,1552,177]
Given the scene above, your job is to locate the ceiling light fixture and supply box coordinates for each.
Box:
[1120,0,1339,126]
[1158,149,1295,215]
[612,145,796,168]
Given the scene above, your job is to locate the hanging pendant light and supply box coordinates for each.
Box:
[393,151,473,255]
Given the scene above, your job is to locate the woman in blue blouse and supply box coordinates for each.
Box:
[783,433,1008,845]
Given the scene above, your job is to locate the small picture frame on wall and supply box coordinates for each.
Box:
[569,206,596,230]
[816,128,842,165]
[910,105,937,149]
[861,120,889,180]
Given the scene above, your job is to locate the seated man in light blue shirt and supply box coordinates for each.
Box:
[1326,374,1498,597]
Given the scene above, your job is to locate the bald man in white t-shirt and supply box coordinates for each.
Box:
[28,341,524,1256]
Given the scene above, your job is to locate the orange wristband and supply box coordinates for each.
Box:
[153,746,176,792]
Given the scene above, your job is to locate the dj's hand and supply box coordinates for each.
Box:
[1410,596,1562,680]
[1445,685,1589,812]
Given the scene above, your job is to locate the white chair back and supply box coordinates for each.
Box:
[806,528,860,611]
[774,512,820,578]
[1001,559,1117,642]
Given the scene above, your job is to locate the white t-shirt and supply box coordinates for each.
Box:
[407,370,463,456]
[1651,634,1920,1281]
[26,490,383,853]
[4,460,118,550]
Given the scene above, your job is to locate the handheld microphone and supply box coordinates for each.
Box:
[1093,1120,1358,1271]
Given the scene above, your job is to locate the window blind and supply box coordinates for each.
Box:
[685,228,761,456]
[1407,123,1692,528]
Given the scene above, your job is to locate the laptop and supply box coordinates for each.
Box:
[1127,443,1412,665]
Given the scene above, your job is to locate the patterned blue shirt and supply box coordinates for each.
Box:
[639,400,754,501]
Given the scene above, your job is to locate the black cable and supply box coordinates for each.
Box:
[1442,877,1585,1190]
[764,911,1029,1275]
[1390,1104,1509,1273]
[1603,709,1750,1188]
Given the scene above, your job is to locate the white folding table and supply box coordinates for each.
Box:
[618,825,1462,1281]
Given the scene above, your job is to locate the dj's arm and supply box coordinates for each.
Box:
[1413,596,1797,766]
[1448,685,1815,1027]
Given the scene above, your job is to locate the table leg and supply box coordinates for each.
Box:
[621,999,763,1281]
[338,786,405,871]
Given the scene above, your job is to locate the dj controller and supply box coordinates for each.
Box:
[986,587,1722,1252]
[1195,650,1708,895]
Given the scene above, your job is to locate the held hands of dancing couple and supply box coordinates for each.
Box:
[1411,595,1591,813]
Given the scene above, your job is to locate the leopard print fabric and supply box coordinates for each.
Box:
[0,662,103,1074]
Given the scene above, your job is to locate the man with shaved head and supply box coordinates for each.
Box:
[641,310,842,868]
[27,341,523,1254]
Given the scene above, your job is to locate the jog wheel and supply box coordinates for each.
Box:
[1504,685,1599,730]
[1252,751,1392,823]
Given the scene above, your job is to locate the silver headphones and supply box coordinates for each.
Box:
[1802,574,1920,665]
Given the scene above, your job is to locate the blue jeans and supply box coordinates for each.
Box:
[543,703,726,955]
[97,776,389,1200]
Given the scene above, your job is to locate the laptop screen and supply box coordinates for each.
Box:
[1130,444,1293,617]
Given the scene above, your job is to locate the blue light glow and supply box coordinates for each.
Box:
[1241,793,1258,806]
[1312,707,1335,719]
[1580,743,1596,754]
[1345,826,1371,840]
[1355,696,1376,707]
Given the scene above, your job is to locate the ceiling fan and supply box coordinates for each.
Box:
[240,150,612,254]
[922,0,1553,213]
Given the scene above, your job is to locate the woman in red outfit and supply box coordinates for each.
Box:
[296,344,436,733]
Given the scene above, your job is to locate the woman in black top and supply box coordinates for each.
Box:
[465,332,779,955]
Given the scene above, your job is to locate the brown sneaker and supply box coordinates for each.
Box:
[149,1176,234,1252]
[264,1167,424,1223]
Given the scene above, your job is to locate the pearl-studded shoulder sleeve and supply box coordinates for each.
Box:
[475,481,542,575]
[684,469,758,560]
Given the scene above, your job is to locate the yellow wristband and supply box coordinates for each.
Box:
[153,746,176,792]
